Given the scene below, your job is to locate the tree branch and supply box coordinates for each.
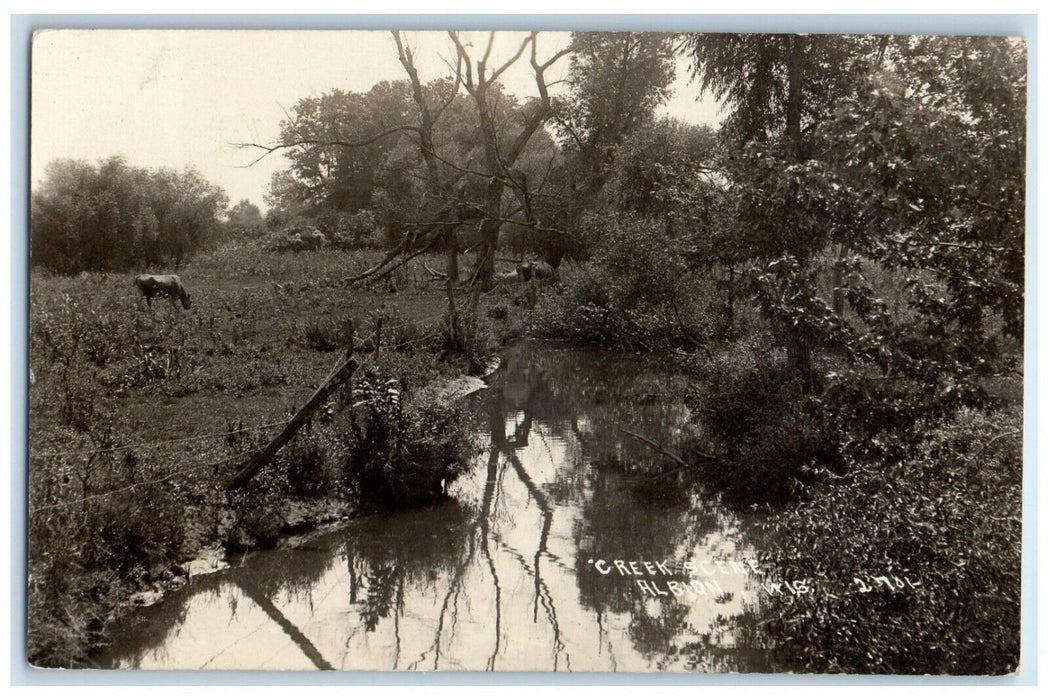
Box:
[487,32,535,86]
[232,126,418,166]
[448,32,475,91]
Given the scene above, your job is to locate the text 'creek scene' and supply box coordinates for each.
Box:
[28,30,1024,675]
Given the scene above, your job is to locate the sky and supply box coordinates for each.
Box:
[31,30,724,211]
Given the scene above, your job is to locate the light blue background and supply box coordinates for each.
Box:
[9,13,1038,686]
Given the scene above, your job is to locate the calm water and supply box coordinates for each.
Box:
[96,342,769,672]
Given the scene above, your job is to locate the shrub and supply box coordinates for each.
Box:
[344,368,476,510]
[221,451,292,551]
[688,337,843,504]
[265,232,312,253]
[80,308,128,368]
[280,436,332,499]
[328,210,382,250]
[300,316,352,353]
[91,483,187,575]
[28,555,124,668]
[529,215,718,350]
[487,303,508,321]
[732,406,1022,674]
[225,499,284,550]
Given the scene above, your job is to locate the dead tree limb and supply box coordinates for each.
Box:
[228,354,360,490]
[618,428,689,467]
[422,260,449,279]
[618,427,720,465]
[230,125,420,167]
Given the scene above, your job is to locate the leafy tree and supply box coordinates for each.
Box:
[604,118,720,227]
[146,167,229,266]
[685,34,891,387]
[685,34,885,153]
[268,81,416,219]
[538,32,678,257]
[31,157,228,273]
[555,32,678,195]
[227,199,264,230]
[687,33,1025,458]
[815,36,1026,449]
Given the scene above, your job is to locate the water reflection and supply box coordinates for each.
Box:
[96,341,766,671]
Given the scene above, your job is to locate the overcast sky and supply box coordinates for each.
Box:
[31,30,723,211]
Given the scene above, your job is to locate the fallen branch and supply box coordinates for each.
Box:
[422,260,448,279]
[621,429,686,462]
[618,426,715,466]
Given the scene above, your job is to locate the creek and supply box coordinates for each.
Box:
[95,341,771,672]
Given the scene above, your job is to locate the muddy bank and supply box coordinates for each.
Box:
[123,356,503,613]
[126,496,368,610]
[416,354,501,403]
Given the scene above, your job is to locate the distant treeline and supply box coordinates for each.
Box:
[31,156,229,274]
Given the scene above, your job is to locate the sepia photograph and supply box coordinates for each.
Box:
[26,26,1026,674]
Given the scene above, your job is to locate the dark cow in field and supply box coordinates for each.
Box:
[134,274,192,311]
[515,260,557,283]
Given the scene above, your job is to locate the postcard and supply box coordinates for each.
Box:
[27,27,1026,674]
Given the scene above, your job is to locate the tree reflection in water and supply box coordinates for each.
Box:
[97,342,766,672]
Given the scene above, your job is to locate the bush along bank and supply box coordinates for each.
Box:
[519,249,1023,675]
[705,405,1021,675]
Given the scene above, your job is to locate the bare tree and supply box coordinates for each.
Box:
[236,30,573,292]
[447,31,572,288]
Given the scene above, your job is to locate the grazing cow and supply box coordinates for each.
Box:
[134,274,192,311]
[515,260,557,283]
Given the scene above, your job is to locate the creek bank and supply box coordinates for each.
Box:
[123,354,503,611]
[95,340,761,672]
[124,498,366,610]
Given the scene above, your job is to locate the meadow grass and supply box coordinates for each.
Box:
[27,242,487,666]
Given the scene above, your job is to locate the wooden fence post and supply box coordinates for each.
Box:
[227,353,359,491]
[373,315,383,358]
[338,318,355,408]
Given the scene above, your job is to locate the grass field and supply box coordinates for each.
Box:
[31,244,462,442]
[27,241,509,666]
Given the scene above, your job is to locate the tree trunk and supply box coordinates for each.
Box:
[474,180,504,291]
[446,260,460,351]
[447,235,459,284]
[786,335,814,395]
[786,34,814,394]
[832,243,848,316]
[725,265,736,334]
